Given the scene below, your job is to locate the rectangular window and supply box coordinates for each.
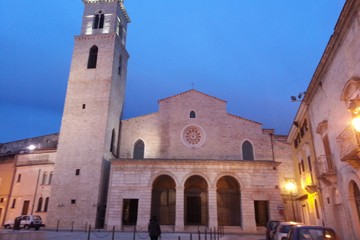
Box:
[307,156,312,172]
[71,199,76,204]
[11,199,16,208]
[0,198,4,203]
[17,174,21,182]
[75,169,80,176]
[122,199,138,225]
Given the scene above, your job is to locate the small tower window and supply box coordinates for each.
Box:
[118,56,122,76]
[190,111,196,118]
[93,11,104,29]
[87,46,98,69]
[242,140,254,160]
[133,140,145,159]
[110,129,116,155]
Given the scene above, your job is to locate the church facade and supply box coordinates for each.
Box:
[106,90,292,233]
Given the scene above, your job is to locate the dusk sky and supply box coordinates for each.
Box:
[0,0,346,143]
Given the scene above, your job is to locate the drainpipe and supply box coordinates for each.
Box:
[31,169,41,214]
[2,154,18,225]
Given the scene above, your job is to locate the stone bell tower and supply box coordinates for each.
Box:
[47,0,130,229]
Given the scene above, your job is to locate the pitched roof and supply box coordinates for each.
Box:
[158,89,227,104]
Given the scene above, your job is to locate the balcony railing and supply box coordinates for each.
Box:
[314,155,336,179]
[336,125,360,168]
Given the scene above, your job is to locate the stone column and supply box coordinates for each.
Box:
[175,186,184,231]
[208,187,218,228]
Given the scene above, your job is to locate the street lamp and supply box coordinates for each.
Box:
[348,98,360,132]
[285,182,297,221]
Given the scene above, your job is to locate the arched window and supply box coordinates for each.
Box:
[37,197,43,212]
[93,11,104,29]
[48,172,53,185]
[44,197,50,212]
[242,140,254,160]
[190,111,196,118]
[42,172,48,185]
[133,140,145,159]
[87,46,98,69]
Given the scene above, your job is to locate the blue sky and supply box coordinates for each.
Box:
[0,0,345,143]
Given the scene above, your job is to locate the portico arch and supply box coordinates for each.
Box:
[151,175,176,225]
[184,175,208,225]
[216,176,241,226]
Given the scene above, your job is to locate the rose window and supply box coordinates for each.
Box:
[181,125,206,148]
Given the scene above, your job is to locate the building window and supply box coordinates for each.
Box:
[242,141,254,160]
[110,129,116,155]
[42,172,48,185]
[37,197,43,212]
[16,174,21,182]
[11,199,16,208]
[87,45,98,69]
[133,140,145,159]
[93,11,104,29]
[190,111,196,118]
[48,172,53,185]
[71,199,76,204]
[0,198,4,203]
[118,56,122,76]
[75,169,80,176]
[44,197,49,212]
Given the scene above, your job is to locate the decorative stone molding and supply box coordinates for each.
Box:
[181,124,206,149]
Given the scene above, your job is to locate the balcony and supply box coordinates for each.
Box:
[336,125,360,168]
[300,172,317,193]
[314,155,336,182]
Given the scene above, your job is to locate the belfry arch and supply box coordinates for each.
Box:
[216,176,241,226]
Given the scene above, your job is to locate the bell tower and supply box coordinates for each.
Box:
[47,0,130,229]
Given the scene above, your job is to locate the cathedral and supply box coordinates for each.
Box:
[0,0,295,234]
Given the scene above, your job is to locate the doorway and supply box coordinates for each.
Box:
[22,200,30,215]
[122,199,138,225]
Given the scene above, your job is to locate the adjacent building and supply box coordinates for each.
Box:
[288,0,360,239]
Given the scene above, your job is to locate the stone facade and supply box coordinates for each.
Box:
[288,0,360,239]
[106,90,293,233]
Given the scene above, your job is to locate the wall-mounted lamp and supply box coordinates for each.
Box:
[348,98,360,132]
[291,92,306,102]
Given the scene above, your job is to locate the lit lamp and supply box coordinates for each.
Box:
[348,98,360,132]
[285,181,297,221]
[27,145,36,151]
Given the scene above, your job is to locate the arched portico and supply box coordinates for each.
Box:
[151,175,176,225]
[184,175,208,225]
[216,176,241,226]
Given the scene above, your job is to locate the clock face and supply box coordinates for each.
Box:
[181,125,206,148]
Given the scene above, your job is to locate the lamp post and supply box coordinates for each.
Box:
[285,182,296,221]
